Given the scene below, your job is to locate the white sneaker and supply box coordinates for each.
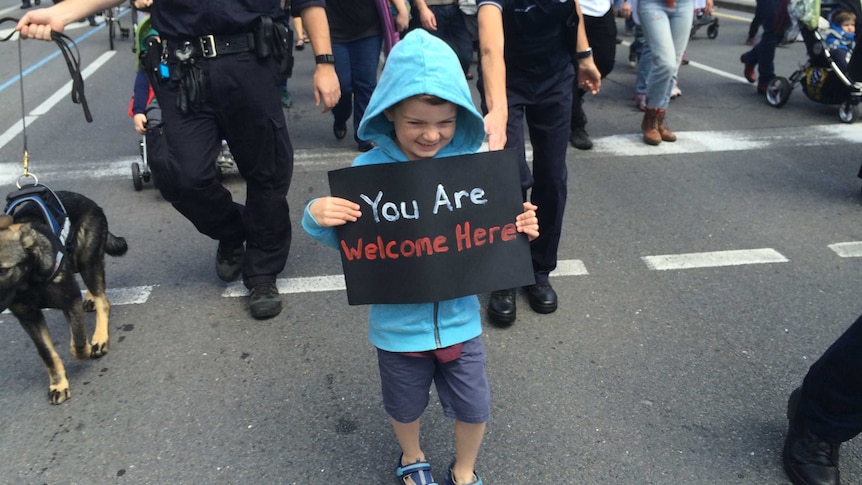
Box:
[671,86,682,99]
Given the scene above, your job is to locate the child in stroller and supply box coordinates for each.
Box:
[765,0,862,123]
[824,8,856,69]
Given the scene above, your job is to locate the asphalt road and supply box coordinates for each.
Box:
[0,3,861,484]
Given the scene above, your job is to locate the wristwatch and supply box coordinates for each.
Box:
[576,48,593,60]
[315,54,336,64]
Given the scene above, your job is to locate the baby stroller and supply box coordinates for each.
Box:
[765,0,862,122]
[690,8,719,39]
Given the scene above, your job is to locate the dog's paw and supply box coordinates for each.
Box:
[49,385,71,405]
[70,343,91,360]
[90,341,108,358]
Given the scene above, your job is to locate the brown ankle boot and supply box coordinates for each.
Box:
[642,108,661,146]
[655,108,677,142]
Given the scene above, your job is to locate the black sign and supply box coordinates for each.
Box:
[328,149,535,305]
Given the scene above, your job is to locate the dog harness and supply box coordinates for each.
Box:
[4,184,71,279]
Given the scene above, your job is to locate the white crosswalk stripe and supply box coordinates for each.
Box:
[6,122,862,304]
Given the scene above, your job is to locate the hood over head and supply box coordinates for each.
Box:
[357,29,485,161]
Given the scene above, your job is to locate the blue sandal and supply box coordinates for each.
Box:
[443,463,483,485]
[396,456,439,485]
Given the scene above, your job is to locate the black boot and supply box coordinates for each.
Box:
[20,0,32,9]
[526,282,557,314]
[569,128,593,150]
[783,387,840,485]
[487,289,516,326]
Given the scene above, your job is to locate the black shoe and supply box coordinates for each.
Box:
[526,282,557,314]
[333,120,347,140]
[249,283,282,319]
[20,2,32,8]
[487,289,516,326]
[783,387,841,485]
[569,128,593,150]
[215,241,244,282]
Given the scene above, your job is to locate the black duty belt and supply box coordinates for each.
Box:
[166,32,256,59]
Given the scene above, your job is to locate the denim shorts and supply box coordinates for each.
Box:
[377,336,491,424]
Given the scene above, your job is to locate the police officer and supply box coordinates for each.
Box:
[18,0,341,320]
[477,0,601,327]
[783,313,862,485]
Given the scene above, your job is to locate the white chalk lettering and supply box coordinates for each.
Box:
[360,191,419,223]
[433,184,488,215]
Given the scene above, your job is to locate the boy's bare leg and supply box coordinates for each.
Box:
[452,421,486,484]
[392,417,426,461]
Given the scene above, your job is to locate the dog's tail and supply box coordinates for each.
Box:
[105,233,128,257]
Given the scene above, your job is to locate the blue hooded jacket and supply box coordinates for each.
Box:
[302,29,487,352]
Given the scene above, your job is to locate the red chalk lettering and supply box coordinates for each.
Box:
[454,221,519,251]
[455,221,471,251]
[502,224,517,240]
[341,239,363,261]
[433,236,449,253]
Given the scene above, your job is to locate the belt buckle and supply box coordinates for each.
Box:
[200,34,217,58]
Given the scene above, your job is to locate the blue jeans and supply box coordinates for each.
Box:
[638,0,694,109]
[332,34,383,145]
[634,25,651,95]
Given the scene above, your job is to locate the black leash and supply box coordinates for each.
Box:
[0,16,92,124]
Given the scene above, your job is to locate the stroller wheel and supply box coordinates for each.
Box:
[707,24,718,39]
[131,162,143,191]
[766,77,792,107]
[839,101,858,123]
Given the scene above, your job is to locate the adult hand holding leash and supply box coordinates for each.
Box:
[5,4,96,122]
[16,0,122,40]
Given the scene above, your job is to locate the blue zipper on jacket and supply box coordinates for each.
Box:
[433,302,441,349]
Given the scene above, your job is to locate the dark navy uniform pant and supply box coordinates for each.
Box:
[799,313,862,443]
[153,51,293,288]
[480,65,574,284]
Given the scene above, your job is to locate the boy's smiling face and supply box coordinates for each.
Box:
[384,96,458,161]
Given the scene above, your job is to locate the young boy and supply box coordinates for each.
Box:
[826,9,856,70]
[302,29,539,485]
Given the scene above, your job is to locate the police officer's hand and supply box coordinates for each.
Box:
[313,65,341,113]
[577,57,602,95]
[17,7,67,41]
[484,110,507,151]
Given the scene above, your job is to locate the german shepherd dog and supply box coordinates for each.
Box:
[0,191,127,404]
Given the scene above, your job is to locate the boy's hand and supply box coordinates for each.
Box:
[516,202,539,241]
[309,197,362,227]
